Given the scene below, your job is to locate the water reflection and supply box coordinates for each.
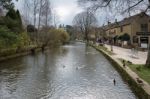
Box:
[0,42,137,99]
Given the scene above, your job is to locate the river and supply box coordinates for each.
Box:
[0,42,137,99]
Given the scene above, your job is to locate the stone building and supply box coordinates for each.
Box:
[102,12,150,48]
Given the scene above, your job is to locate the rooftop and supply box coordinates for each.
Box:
[102,12,150,30]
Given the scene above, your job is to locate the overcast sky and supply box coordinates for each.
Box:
[14,0,126,26]
[52,0,83,25]
[14,0,84,25]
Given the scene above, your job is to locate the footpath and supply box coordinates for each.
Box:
[105,45,147,64]
[92,44,150,98]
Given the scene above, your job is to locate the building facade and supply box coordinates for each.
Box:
[102,12,150,48]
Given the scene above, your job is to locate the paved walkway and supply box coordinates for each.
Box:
[105,45,148,64]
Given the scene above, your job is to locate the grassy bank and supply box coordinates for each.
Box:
[128,64,150,84]
[119,59,150,85]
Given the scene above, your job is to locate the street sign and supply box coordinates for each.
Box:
[136,32,150,36]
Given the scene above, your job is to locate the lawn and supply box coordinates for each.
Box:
[128,64,150,84]
[119,58,150,85]
[119,59,150,84]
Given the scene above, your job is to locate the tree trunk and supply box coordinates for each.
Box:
[33,0,38,43]
[85,31,89,45]
[146,44,150,68]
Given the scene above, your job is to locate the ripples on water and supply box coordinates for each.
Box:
[0,42,137,99]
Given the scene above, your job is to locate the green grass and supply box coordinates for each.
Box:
[118,58,150,84]
[128,64,150,84]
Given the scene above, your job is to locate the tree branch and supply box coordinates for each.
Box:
[93,0,112,11]
[123,0,144,13]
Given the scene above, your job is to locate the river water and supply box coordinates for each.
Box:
[0,42,137,99]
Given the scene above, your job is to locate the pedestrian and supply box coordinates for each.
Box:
[113,79,116,86]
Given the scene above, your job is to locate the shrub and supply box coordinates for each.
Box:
[17,32,30,48]
[47,29,70,45]
[118,33,130,41]
[0,26,18,49]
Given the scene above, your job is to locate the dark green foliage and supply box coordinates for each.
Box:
[122,33,130,41]
[136,66,142,71]
[5,8,23,33]
[118,35,122,40]
[66,25,75,40]
[0,26,18,48]
[16,10,23,31]
[27,25,37,32]
[0,16,5,25]
[0,8,30,51]
[0,0,31,55]
[118,33,130,41]
[113,35,118,44]
[6,8,17,19]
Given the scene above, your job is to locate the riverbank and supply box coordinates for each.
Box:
[0,46,47,62]
[90,44,150,99]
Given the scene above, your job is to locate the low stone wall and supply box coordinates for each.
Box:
[91,44,150,99]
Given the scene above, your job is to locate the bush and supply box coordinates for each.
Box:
[17,32,30,48]
[118,33,130,41]
[0,27,30,50]
[47,29,70,45]
[0,26,18,49]
[58,29,70,44]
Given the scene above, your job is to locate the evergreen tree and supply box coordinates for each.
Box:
[5,8,23,33]
[6,8,17,19]
[16,10,23,31]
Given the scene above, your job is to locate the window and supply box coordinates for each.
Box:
[141,24,148,32]
[120,26,123,32]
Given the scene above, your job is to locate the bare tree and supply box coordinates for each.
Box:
[41,0,52,28]
[73,10,97,43]
[33,0,39,30]
[23,0,53,46]
[23,0,32,27]
[32,0,39,43]
[52,10,60,28]
[78,0,150,67]
[40,0,53,47]
[78,0,150,14]
[23,0,39,43]
[38,0,43,32]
